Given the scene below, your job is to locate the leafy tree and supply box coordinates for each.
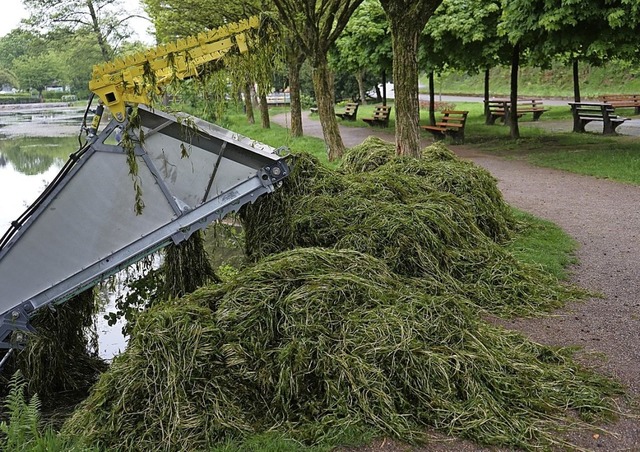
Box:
[518,0,640,103]
[333,0,392,105]
[12,52,64,99]
[0,27,111,98]
[271,0,364,161]
[499,0,640,137]
[0,69,18,89]
[0,30,48,72]
[23,0,143,61]
[423,0,509,123]
[49,28,107,97]
[142,0,256,38]
[379,0,443,157]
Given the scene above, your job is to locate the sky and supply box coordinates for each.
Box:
[0,0,154,43]
[0,0,26,37]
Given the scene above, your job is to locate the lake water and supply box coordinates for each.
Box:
[0,104,128,359]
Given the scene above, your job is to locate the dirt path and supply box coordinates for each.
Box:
[272,112,640,451]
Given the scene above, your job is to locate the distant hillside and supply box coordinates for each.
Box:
[421,61,640,99]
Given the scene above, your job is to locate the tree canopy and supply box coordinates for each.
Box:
[23,0,141,61]
[271,0,364,160]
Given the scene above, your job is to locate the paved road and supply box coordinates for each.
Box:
[420,93,571,107]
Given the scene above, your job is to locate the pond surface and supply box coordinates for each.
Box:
[0,105,127,359]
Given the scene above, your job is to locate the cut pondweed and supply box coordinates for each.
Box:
[240,147,577,317]
[62,248,622,451]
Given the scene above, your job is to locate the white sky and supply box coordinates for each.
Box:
[0,0,27,37]
[0,0,154,43]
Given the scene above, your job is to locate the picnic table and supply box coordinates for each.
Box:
[568,102,629,134]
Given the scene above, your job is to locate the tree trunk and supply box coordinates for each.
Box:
[390,25,421,157]
[382,70,387,106]
[250,83,259,109]
[484,67,491,125]
[243,81,255,124]
[311,56,345,161]
[287,49,305,137]
[509,43,520,140]
[87,0,112,61]
[428,70,436,126]
[259,92,270,129]
[573,59,581,103]
[356,69,367,105]
[375,84,382,103]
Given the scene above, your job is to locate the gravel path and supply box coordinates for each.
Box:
[272,112,640,451]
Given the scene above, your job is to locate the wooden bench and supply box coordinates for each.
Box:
[485,99,548,125]
[516,99,549,120]
[599,95,640,114]
[335,102,359,121]
[568,102,630,134]
[362,105,392,128]
[485,99,510,125]
[421,110,469,144]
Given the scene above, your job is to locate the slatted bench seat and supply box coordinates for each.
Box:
[421,110,469,144]
[335,102,359,121]
[568,102,629,135]
[485,99,548,125]
[362,105,392,128]
[599,95,640,114]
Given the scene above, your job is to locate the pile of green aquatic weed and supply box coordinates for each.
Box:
[341,137,516,242]
[1,289,107,401]
[240,148,577,317]
[340,135,396,173]
[163,230,219,298]
[61,248,621,451]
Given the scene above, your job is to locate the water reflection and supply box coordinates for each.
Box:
[0,136,75,175]
[0,106,127,360]
[0,136,79,231]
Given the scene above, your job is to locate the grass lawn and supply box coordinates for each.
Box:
[459,106,640,186]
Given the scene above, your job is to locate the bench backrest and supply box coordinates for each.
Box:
[486,100,508,111]
[569,102,616,116]
[599,95,640,108]
[600,94,640,101]
[372,105,392,119]
[343,103,358,113]
[527,99,544,108]
[440,110,468,125]
[487,99,544,109]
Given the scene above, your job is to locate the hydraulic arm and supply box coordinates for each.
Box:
[90,17,259,123]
